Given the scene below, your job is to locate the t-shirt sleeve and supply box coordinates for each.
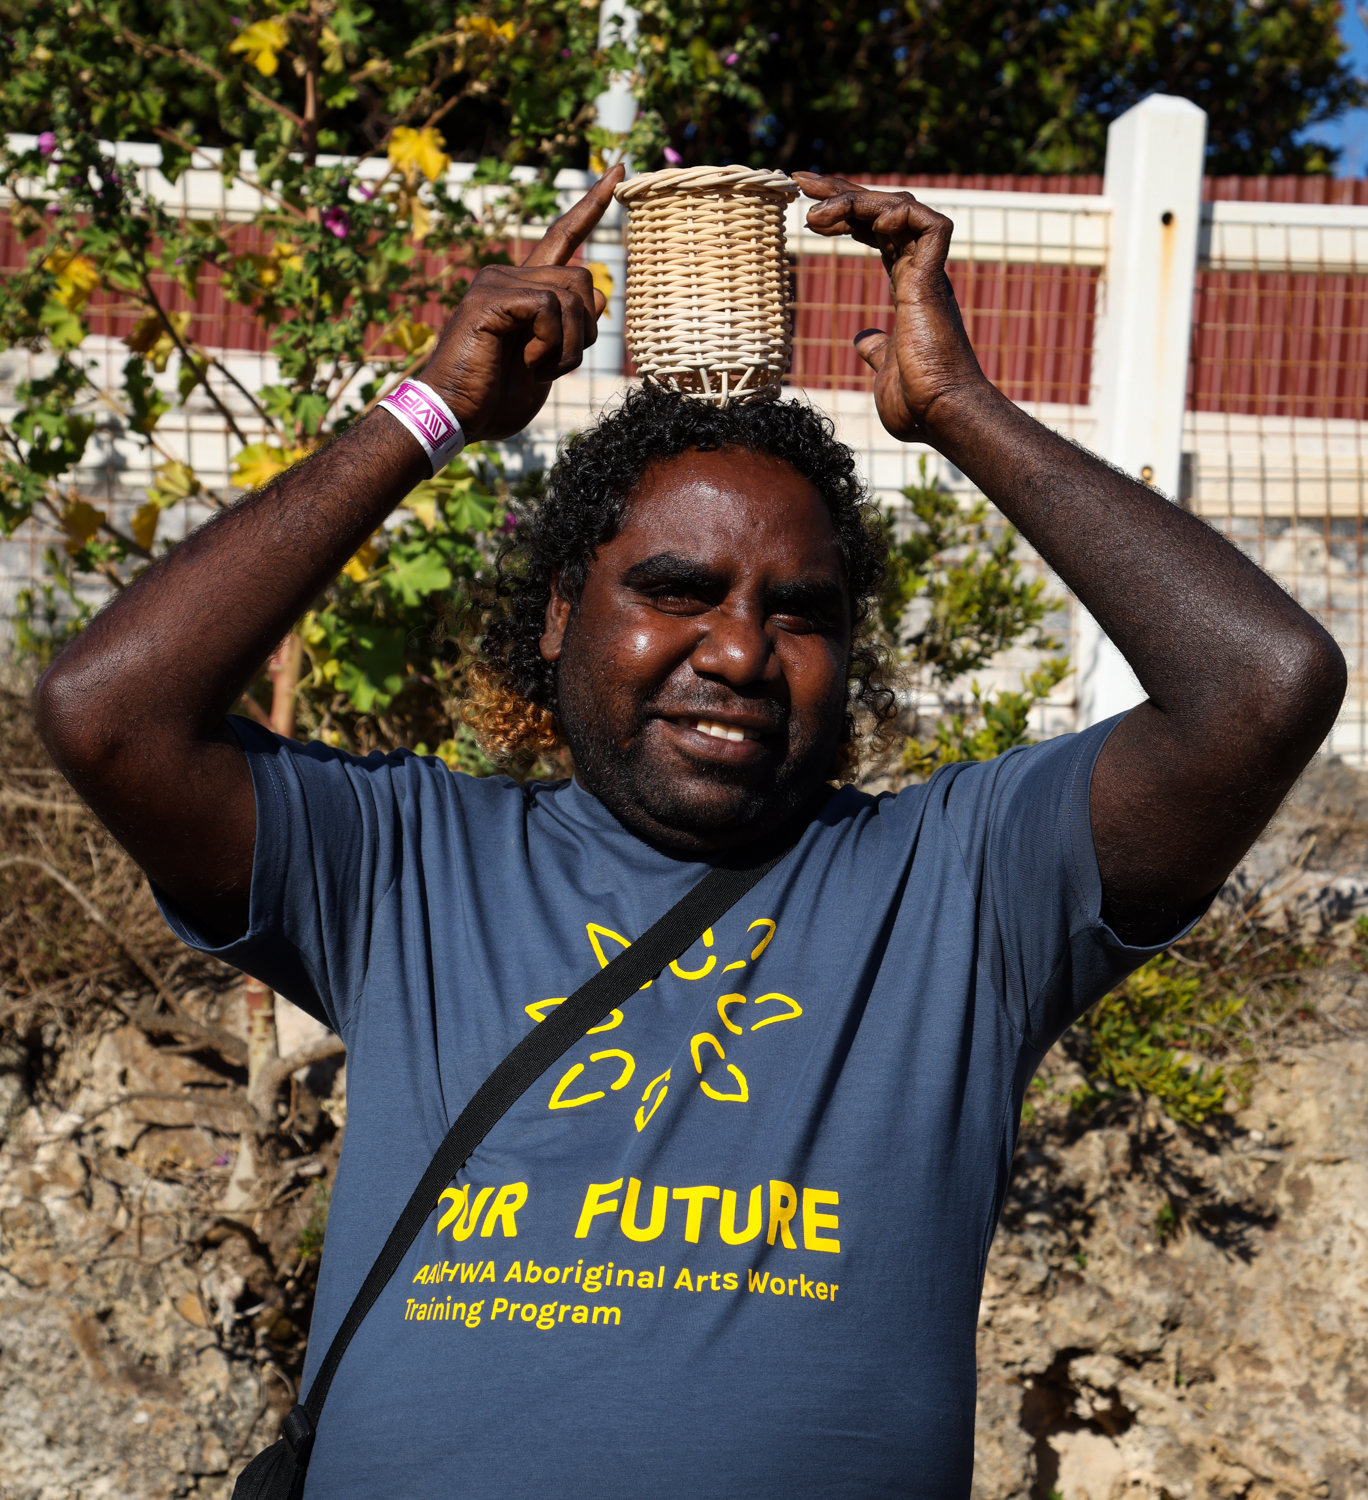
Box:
[934,713,1211,1052]
[152,717,413,1037]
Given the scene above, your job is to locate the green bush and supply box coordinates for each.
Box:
[882,458,1068,777]
[1065,921,1322,1127]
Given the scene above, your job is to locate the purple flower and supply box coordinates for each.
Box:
[322,206,350,239]
[501,513,519,533]
[561,47,571,57]
[663,146,682,165]
[37,131,56,157]
[45,201,60,215]
[725,51,739,65]
[230,15,243,25]
[359,184,376,201]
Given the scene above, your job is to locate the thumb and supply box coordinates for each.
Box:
[854,327,891,372]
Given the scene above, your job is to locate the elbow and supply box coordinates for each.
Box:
[32,650,122,784]
[1245,619,1347,756]
[1288,621,1346,737]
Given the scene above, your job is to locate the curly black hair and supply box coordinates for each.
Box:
[467,384,896,776]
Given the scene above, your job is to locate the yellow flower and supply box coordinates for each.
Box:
[585,261,614,301]
[342,536,381,582]
[465,16,516,42]
[130,502,160,551]
[388,126,450,184]
[62,498,104,554]
[123,311,192,372]
[228,18,290,78]
[383,318,436,357]
[408,198,432,243]
[237,239,303,292]
[46,248,99,311]
[231,441,307,491]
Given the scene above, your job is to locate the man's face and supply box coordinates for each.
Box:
[540,447,853,852]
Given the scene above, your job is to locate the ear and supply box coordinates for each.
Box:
[540,571,572,662]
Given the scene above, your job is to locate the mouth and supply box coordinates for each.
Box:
[686,717,764,743]
[653,712,779,765]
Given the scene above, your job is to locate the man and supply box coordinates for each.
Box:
[35,166,1343,1496]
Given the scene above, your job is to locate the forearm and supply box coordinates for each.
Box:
[926,380,1345,928]
[924,381,1342,737]
[36,408,427,778]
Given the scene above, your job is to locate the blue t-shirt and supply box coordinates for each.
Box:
[159,714,1179,1499]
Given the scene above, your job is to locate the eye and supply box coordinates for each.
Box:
[640,584,711,613]
[770,603,839,636]
[770,611,818,635]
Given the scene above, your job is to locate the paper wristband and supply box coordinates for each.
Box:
[377,379,465,474]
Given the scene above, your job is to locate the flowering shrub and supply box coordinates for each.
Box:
[0,3,608,759]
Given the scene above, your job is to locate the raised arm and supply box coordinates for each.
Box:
[796,174,1346,944]
[33,168,624,943]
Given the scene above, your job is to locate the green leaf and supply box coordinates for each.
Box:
[122,356,170,435]
[39,298,85,351]
[446,483,496,534]
[381,549,452,607]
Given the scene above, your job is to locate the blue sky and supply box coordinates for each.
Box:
[1300,4,1368,175]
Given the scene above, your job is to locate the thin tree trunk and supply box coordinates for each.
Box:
[269,632,303,739]
[221,975,282,1213]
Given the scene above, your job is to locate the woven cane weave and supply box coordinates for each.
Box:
[614,165,801,405]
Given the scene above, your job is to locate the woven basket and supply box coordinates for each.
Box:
[614,165,801,406]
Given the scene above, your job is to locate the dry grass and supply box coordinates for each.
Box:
[0,685,340,1403]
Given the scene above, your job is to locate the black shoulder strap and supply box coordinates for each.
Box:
[289,813,813,1452]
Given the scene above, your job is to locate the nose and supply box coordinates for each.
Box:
[687,604,778,688]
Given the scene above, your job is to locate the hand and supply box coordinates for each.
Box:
[420,165,625,443]
[793,174,990,443]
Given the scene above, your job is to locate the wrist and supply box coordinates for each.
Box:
[376,378,466,474]
[921,376,1009,452]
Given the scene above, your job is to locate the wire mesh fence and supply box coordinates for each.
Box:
[1184,193,1368,764]
[8,148,1368,761]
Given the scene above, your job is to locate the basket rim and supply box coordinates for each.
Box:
[614,164,800,205]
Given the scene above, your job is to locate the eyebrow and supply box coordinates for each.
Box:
[619,552,848,621]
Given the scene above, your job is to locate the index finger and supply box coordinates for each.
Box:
[792,172,866,204]
[796,175,915,231]
[523,164,627,268]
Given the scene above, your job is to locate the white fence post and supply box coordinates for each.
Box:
[585,0,638,375]
[1075,94,1207,728]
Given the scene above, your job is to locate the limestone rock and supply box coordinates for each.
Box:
[973,1037,1368,1500]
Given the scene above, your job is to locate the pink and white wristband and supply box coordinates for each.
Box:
[378,378,465,474]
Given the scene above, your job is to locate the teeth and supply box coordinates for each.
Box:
[694,719,747,742]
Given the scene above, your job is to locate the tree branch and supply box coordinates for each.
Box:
[0,856,184,1016]
[248,1033,346,1120]
[205,352,280,435]
[135,273,251,446]
[118,28,306,132]
[111,996,250,1068]
[148,124,306,221]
